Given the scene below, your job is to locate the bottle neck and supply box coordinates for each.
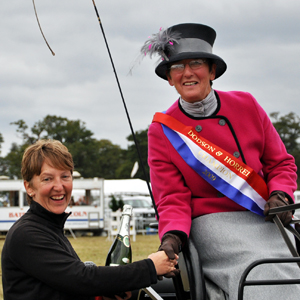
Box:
[118,214,131,237]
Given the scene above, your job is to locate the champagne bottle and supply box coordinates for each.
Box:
[106,204,132,266]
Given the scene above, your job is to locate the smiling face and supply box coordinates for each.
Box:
[167,59,216,103]
[24,161,73,214]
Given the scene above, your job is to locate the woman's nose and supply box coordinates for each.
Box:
[53,178,63,190]
[182,63,193,75]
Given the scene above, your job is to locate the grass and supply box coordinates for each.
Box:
[0,233,160,300]
[71,234,161,265]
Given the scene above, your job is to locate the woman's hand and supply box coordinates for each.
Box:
[158,233,182,259]
[264,191,292,226]
[148,250,178,276]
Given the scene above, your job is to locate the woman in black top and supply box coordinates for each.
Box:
[2,139,177,300]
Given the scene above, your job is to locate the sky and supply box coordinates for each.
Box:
[0,0,299,156]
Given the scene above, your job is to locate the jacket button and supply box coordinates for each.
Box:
[233,151,240,158]
[217,192,224,197]
[195,125,202,132]
[219,119,226,126]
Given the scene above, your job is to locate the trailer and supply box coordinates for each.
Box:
[0,177,105,235]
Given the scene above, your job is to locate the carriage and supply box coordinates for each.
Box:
[137,202,300,300]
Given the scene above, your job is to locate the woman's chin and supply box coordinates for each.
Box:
[48,200,69,214]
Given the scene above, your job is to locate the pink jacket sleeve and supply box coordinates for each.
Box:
[148,122,192,239]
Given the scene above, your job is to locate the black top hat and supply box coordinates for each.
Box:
[154,23,227,80]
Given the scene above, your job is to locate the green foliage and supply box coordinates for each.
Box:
[108,194,124,212]
[8,116,99,178]
[91,140,125,179]
[0,115,149,180]
[0,133,4,156]
[270,112,300,185]
[270,112,300,153]
[117,129,149,181]
[4,143,29,178]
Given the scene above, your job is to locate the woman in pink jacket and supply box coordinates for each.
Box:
[140,23,300,299]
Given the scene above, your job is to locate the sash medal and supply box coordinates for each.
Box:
[153,112,269,217]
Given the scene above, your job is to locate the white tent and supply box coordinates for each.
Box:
[103,179,150,197]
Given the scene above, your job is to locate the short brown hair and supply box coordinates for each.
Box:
[21,140,74,204]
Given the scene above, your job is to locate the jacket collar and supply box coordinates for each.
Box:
[29,200,71,229]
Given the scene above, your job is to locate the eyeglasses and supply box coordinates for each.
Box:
[169,59,207,74]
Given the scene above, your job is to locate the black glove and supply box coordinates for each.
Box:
[158,233,181,278]
[264,191,292,226]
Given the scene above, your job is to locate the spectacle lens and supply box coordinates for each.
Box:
[170,59,207,73]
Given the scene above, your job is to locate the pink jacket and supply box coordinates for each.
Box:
[148,90,297,239]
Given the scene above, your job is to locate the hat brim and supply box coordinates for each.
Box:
[155,52,227,80]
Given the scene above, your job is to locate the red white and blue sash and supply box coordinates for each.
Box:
[153,112,269,217]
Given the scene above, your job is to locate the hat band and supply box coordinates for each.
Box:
[171,38,212,56]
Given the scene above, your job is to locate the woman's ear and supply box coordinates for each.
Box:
[210,64,217,81]
[24,181,34,197]
[167,74,174,87]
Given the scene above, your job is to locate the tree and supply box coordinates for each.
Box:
[270,112,300,184]
[0,133,8,176]
[4,143,28,178]
[11,115,95,145]
[108,194,124,211]
[9,115,97,178]
[0,132,4,155]
[10,120,35,145]
[88,139,124,179]
[270,112,300,153]
[6,115,124,179]
[116,129,149,180]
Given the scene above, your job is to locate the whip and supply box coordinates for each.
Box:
[32,0,159,219]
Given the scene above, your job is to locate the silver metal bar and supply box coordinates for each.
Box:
[139,287,164,300]
[273,215,300,268]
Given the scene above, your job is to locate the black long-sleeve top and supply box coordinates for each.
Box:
[2,201,157,300]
